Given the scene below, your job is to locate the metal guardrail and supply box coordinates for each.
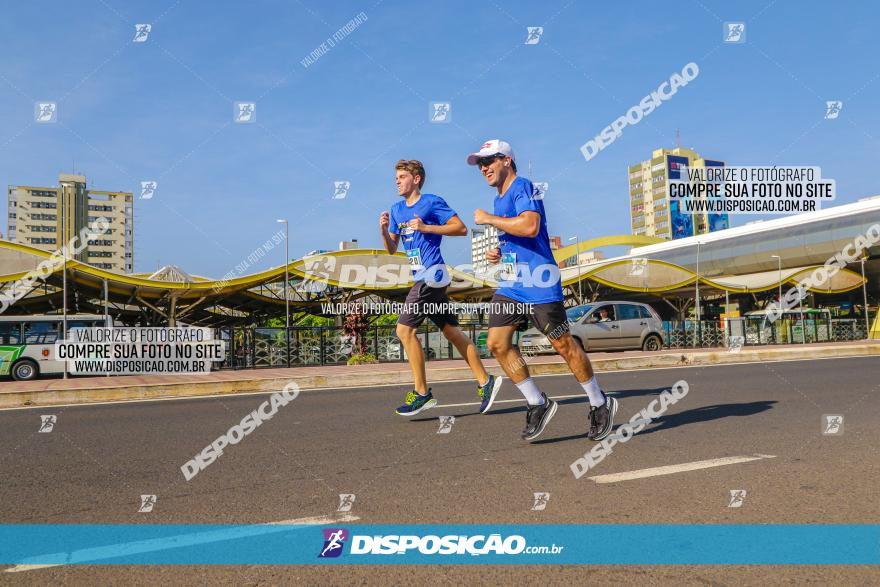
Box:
[216,316,871,369]
[216,325,510,369]
[662,316,870,349]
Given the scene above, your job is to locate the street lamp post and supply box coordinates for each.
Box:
[861,257,870,339]
[61,188,68,379]
[771,254,782,342]
[276,219,289,330]
[771,255,782,308]
[277,219,290,368]
[568,236,582,304]
[694,240,701,348]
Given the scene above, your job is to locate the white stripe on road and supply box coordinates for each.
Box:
[4,565,57,573]
[266,513,359,525]
[4,513,359,573]
[587,454,776,484]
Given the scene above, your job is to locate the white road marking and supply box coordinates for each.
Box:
[1,353,875,412]
[588,454,776,484]
[4,513,358,573]
[267,513,359,525]
[4,565,57,573]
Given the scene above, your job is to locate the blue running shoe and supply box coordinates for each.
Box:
[396,389,437,416]
[478,374,503,414]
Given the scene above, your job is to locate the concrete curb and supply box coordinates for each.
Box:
[4,343,879,409]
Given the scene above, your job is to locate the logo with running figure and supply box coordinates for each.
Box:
[723,22,745,43]
[436,416,455,434]
[35,102,57,123]
[822,414,844,435]
[430,102,451,123]
[531,492,550,511]
[525,27,544,45]
[337,493,356,512]
[133,24,152,43]
[138,494,157,512]
[398,222,415,241]
[824,101,843,120]
[234,101,256,123]
[629,258,648,277]
[38,415,57,433]
[333,181,351,200]
[728,489,746,508]
[726,335,745,353]
[297,255,336,294]
[319,528,349,558]
[532,182,548,200]
[140,180,157,200]
[338,334,355,355]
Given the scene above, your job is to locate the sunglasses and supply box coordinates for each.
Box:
[476,154,505,168]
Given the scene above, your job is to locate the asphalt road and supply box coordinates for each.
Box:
[1,355,878,584]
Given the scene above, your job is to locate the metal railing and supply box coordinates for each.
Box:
[662,316,871,349]
[216,325,517,369]
[215,315,872,369]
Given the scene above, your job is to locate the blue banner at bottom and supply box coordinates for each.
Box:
[1,524,878,565]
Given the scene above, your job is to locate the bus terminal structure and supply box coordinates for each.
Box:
[1,197,878,328]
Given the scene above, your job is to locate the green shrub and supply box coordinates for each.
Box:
[347,352,378,365]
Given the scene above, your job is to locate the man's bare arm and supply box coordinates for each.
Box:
[474,210,540,238]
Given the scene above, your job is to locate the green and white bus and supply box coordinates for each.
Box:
[0,314,108,381]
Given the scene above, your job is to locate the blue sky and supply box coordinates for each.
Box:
[1,0,878,276]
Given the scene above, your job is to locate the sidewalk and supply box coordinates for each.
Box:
[2,340,878,408]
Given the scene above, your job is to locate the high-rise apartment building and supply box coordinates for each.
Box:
[471,229,564,273]
[7,174,134,272]
[628,147,730,240]
[470,226,500,276]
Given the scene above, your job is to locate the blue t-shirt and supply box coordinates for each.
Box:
[389,193,456,284]
[493,177,563,304]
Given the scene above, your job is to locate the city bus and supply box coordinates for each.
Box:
[0,314,108,381]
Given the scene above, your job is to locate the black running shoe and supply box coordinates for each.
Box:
[521,393,558,441]
[587,395,618,441]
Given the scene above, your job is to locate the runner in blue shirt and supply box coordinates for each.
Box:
[380,159,502,416]
[467,139,616,442]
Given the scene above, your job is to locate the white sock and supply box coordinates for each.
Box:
[580,376,606,407]
[515,378,545,406]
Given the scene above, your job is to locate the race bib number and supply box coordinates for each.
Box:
[407,248,422,267]
[500,252,517,281]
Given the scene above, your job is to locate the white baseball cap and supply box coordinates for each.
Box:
[466,139,515,166]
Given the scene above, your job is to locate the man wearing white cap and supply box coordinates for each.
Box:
[467,139,617,442]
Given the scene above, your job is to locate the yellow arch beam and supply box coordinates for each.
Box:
[0,239,866,300]
[552,234,664,263]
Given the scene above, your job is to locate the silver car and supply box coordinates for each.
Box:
[518,302,664,353]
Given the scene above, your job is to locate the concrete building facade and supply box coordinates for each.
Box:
[629,147,729,240]
[7,174,133,273]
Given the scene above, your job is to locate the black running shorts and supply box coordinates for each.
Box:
[487,293,569,340]
[396,281,459,329]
